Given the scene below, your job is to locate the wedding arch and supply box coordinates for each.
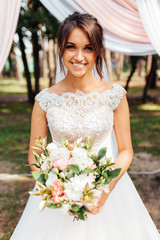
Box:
[0,0,160,73]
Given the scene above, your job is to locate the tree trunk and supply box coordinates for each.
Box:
[41,37,48,79]
[48,39,55,86]
[12,44,23,82]
[32,31,40,94]
[142,55,157,103]
[115,52,124,80]
[104,49,112,82]
[18,29,34,103]
[137,59,145,77]
[149,56,157,89]
[125,56,139,91]
[8,54,15,78]
[146,55,152,78]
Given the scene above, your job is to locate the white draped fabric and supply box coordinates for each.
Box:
[0,0,21,73]
[136,0,160,55]
[40,0,160,56]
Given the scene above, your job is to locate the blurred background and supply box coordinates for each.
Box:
[0,0,160,239]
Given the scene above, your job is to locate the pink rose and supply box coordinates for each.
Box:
[51,181,67,204]
[53,158,76,170]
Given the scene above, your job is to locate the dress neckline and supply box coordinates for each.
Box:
[46,83,119,98]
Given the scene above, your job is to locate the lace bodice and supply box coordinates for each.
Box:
[35,83,126,157]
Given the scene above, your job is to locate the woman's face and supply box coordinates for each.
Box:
[62,27,96,78]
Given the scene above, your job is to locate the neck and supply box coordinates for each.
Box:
[64,71,96,92]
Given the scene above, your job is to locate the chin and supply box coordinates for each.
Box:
[69,70,87,78]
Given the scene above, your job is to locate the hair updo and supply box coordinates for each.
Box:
[57,12,104,79]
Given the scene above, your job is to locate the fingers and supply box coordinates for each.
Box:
[91,205,103,215]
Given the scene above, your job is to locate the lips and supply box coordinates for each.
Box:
[71,62,87,68]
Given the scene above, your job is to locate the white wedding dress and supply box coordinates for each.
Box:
[10,83,160,240]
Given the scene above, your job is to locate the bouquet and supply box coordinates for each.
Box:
[29,136,121,221]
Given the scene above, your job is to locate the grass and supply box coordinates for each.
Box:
[129,101,160,155]
[0,78,27,96]
[0,102,32,174]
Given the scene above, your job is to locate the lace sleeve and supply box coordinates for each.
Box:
[112,83,127,111]
[35,88,49,112]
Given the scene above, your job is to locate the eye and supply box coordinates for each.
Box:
[85,46,93,52]
[66,45,75,50]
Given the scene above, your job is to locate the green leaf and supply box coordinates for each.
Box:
[85,135,94,151]
[78,212,85,220]
[31,171,45,184]
[71,204,79,213]
[32,146,43,153]
[42,136,47,149]
[47,203,62,209]
[23,163,41,168]
[82,206,91,213]
[33,152,40,162]
[32,171,42,180]
[97,147,107,160]
[107,168,121,180]
[81,168,95,174]
[68,165,80,174]
[44,173,48,181]
[80,206,90,213]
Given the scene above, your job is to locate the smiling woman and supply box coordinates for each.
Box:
[10,11,160,240]
[62,28,96,79]
[57,12,103,79]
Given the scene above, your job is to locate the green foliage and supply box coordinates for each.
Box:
[81,168,95,174]
[47,203,62,209]
[97,147,107,160]
[68,165,80,174]
[17,0,59,40]
[31,171,45,184]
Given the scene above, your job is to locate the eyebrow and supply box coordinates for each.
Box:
[66,42,92,46]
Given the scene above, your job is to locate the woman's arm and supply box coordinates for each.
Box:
[91,92,133,214]
[28,100,48,171]
[110,92,133,190]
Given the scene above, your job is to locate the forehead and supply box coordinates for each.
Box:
[67,28,91,45]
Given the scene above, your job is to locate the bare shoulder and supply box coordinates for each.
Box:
[101,81,113,90]
[95,79,113,93]
[47,80,67,95]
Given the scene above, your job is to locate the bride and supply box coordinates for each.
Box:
[10,12,160,240]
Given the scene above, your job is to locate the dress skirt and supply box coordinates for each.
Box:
[10,172,160,240]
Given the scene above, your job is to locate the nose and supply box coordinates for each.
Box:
[74,49,84,62]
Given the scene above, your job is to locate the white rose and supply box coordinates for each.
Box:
[64,174,94,201]
[46,171,58,189]
[72,148,94,171]
[46,143,58,152]
[50,147,70,161]
[59,203,70,215]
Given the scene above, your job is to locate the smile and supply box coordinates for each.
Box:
[71,62,87,68]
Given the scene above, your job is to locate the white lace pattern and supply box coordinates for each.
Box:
[35,83,126,148]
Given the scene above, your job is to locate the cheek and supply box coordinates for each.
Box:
[62,50,73,63]
[88,54,97,66]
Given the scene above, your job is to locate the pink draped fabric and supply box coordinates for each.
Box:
[0,0,21,73]
[76,0,149,43]
[40,0,156,55]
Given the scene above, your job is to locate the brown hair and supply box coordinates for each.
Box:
[57,12,104,79]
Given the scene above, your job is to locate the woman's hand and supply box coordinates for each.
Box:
[90,191,109,215]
